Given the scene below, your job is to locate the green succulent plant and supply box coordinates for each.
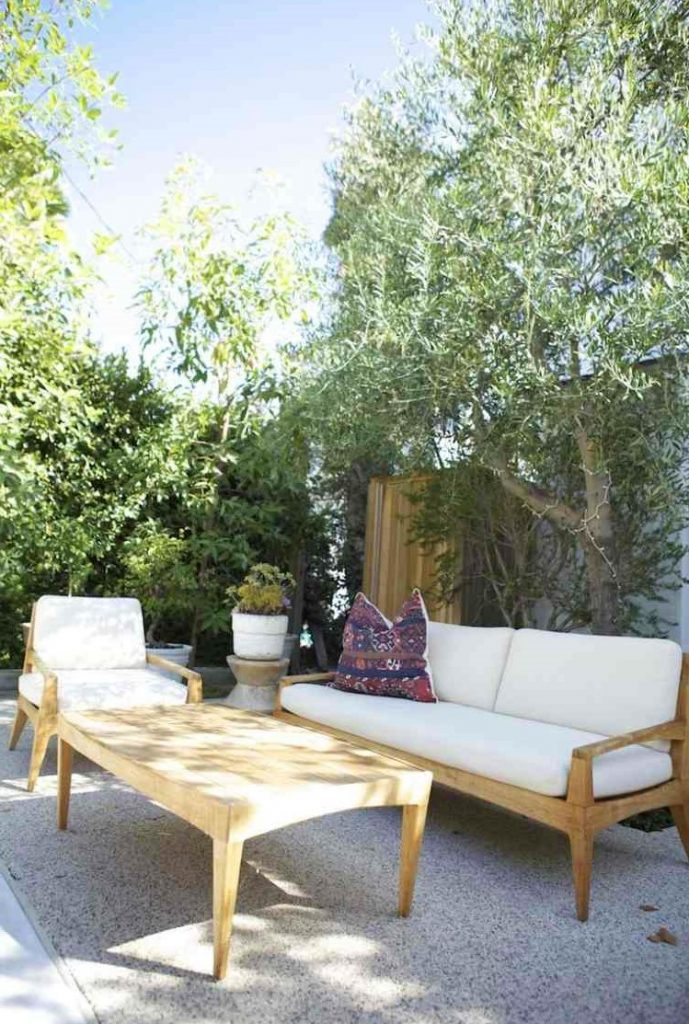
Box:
[227,563,295,616]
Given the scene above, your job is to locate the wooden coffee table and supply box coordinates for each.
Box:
[57,703,432,979]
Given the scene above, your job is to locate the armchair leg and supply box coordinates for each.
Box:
[8,705,28,750]
[27,711,55,792]
[569,827,594,922]
[670,802,689,860]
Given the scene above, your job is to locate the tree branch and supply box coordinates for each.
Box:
[487,456,582,532]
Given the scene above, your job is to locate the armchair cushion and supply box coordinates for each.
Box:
[33,596,147,670]
[281,684,673,798]
[19,668,187,711]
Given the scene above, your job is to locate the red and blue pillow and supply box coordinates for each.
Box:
[329,589,436,702]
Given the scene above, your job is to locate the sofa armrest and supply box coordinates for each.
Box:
[571,720,684,761]
[275,672,334,712]
[567,719,685,806]
[280,673,335,687]
[146,653,203,702]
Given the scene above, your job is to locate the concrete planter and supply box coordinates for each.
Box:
[224,655,290,711]
[0,670,20,693]
[231,612,288,661]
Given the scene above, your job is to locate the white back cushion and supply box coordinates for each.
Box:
[33,596,147,670]
[494,628,681,740]
[427,622,514,709]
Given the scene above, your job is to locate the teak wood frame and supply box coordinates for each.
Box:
[8,602,203,791]
[56,704,432,979]
[275,656,689,921]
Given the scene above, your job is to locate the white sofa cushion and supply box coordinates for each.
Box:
[19,669,187,711]
[33,596,147,670]
[494,629,681,745]
[281,685,672,798]
[427,622,514,708]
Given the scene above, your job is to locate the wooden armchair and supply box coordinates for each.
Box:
[9,596,202,791]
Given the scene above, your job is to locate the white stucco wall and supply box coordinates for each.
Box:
[677,526,689,650]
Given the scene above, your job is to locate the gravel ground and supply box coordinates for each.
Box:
[1,697,688,1024]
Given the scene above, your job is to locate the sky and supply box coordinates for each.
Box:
[65,0,431,358]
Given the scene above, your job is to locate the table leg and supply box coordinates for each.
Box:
[213,837,244,980]
[57,738,73,830]
[399,800,428,916]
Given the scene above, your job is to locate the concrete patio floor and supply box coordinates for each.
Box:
[0,865,95,1024]
[0,696,688,1024]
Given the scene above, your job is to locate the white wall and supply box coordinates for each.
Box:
[677,526,689,650]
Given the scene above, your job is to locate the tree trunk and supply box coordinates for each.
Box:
[575,425,619,634]
[581,536,619,634]
[189,603,203,667]
[489,433,620,634]
[289,550,306,673]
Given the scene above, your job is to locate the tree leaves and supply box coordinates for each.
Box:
[301,0,689,633]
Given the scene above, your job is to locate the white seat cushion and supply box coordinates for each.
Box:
[19,669,188,711]
[33,595,147,670]
[494,629,681,746]
[281,685,672,798]
[427,622,514,708]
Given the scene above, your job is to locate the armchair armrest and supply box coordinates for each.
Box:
[24,650,58,713]
[27,650,54,677]
[571,720,684,761]
[146,653,203,703]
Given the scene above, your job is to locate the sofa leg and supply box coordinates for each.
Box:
[670,802,689,860]
[26,716,54,792]
[569,827,593,922]
[8,704,28,750]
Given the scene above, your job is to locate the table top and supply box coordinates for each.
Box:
[59,704,431,841]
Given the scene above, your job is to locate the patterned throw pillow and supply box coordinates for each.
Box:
[329,589,436,702]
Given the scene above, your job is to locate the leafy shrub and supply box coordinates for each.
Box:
[120,522,198,643]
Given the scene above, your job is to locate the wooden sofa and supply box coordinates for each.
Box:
[9,595,203,790]
[275,624,689,920]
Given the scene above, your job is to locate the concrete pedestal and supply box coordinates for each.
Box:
[224,655,290,712]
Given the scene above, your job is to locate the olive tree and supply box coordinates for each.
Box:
[305,0,689,634]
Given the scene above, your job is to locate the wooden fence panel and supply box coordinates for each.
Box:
[363,475,461,623]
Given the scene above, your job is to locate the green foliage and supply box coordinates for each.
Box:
[0,0,122,399]
[0,350,185,662]
[0,0,128,662]
[1,0,124,168]
[410,467,588,630]
[0,4,333,668]
[137,159,316,391]
[227,563,296,616]
[304,0,689,635]
[120,523,198,644]
[135,163,322,653]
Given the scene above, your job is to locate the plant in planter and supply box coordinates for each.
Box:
[227,563,295,660]
[121,523,198,673]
